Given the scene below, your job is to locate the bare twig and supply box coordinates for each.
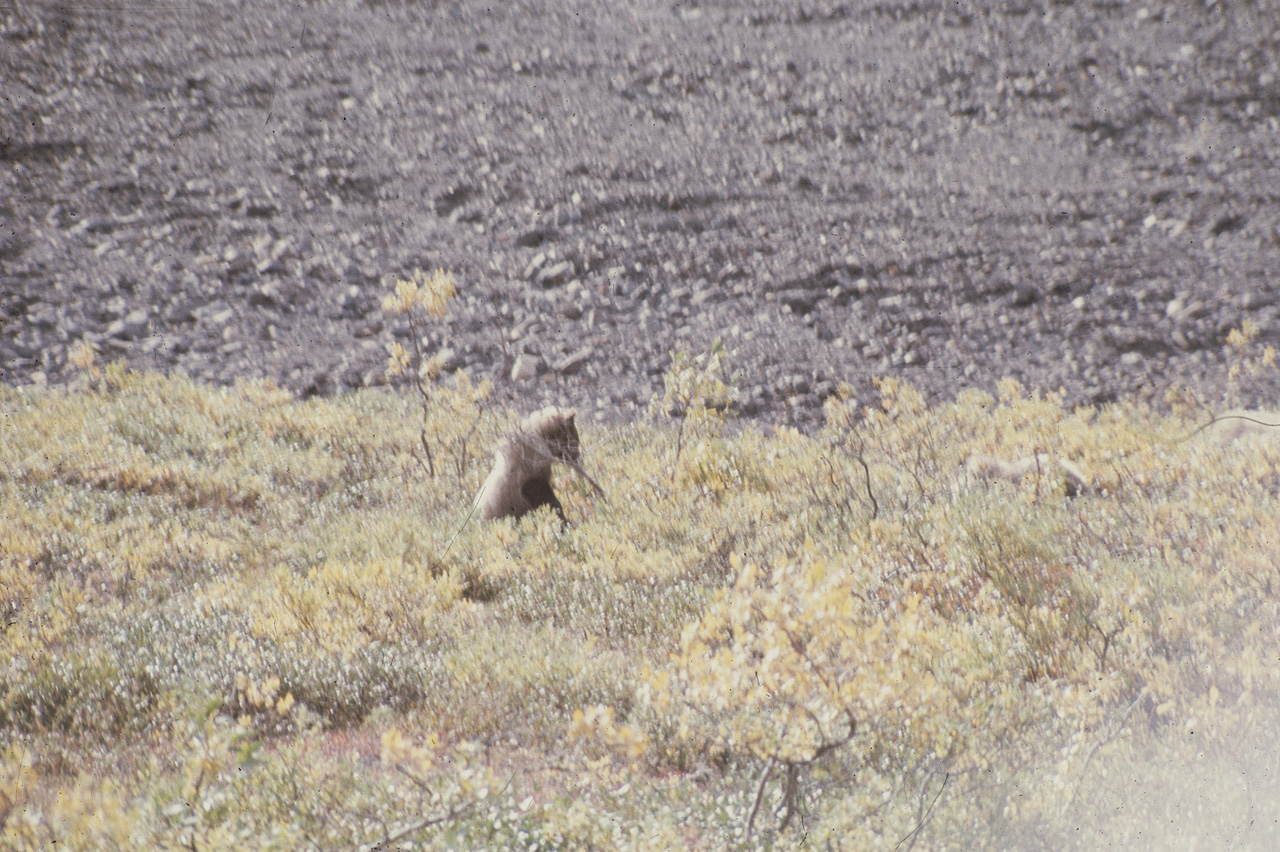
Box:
[1069,691,1146,806]
[894,771,948,851]
[403,311,437,479]
[855,451,878,520]
[362,804,467,852]
[489,290,512,376]
[778,762,802,832]
[746,756,776,838]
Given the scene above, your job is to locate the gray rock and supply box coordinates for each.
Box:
[122,309,150,337]
[250,282,281,308]
[554,347,594,376]
[777,288,822,315]
[1011,283,1039,307]
[436,347,464,372]
[106,309,150,340]
[523,252,547,279]
[511,352,541,381]
[26,303,58,329]
[536,260,573,287]
[101,296,127,321]
[194,300,235,326]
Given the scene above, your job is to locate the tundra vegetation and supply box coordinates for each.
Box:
[1,281,1279,850]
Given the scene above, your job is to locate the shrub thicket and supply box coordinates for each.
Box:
[2,308,1279,849]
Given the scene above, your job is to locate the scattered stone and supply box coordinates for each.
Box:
[250,282,280,308]
[121,309,150,338]
[1,9,1272,431]
[778,374,810,396]
[554,347,594,376]
[255,238,293,273]
[1210,213,1245,236]
[1176,300,1208,323]
[536,260,572,287]
[26,303,58,329]
[353,318,384,338]
[227,254,255,276]
[1010,283,1039,307]
[511,352,541,381]
[515,228,556,248]
[107,309,150,339]
[813,380,838,401]
[435,184,475,218]
[437,347,464,371]
[101,296,127,321]
[245,202,278,219]
[777,288,821,315]
[691,284,720,306]
[523,252,547,279]
[508,315,544,341]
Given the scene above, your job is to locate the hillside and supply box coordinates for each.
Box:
[6,0,1280,428]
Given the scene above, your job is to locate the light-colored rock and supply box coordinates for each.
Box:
[536,260,572,286]
[554,347,594,376]
[511,352,541,381]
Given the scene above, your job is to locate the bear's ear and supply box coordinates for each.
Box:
[565,410,576,424]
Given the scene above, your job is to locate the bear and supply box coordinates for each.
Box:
[473,406,586,523]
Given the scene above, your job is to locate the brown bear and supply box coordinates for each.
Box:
[473,406,587,523]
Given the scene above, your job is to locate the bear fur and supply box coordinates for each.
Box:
[474,407,582,523]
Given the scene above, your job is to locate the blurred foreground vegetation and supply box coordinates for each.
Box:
[2,354,1280,850]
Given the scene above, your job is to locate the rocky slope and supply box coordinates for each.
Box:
[4,0,1279,428]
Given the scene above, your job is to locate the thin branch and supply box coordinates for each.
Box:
[361,804,466,852]
[489,290,512,376]
[440,497,481,562]
[778,762,802,832]
[402,310,436,479]
[894,771,948,851]
[1070,691,1146,805]
[417,430,436,480]
[855,451,878,520]
[746,756,776,838]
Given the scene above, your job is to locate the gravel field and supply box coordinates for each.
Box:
[3,0,1280,428]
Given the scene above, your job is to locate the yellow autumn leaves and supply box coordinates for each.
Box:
[384,268,458,381]
[381,267,458,318]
